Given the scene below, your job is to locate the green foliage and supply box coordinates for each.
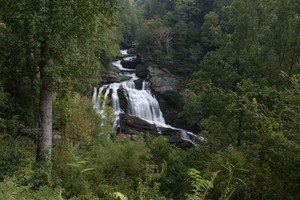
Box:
[145,136,188,199]
[136,18,173,65]
[185,147,247,200]
[53,91,106,145]
[186,168,220,200]
[0,0,121,135]
[0,83,8,132]
[1,0,300,199]
[137,0,176,19]
[0,0,122,166]
[0,136,63,199]
[116,0,139,47]
[204,146,247,200]
[112,192,128,200]
[137,164,167,200]
[135,0,213,75]
[52,136,153,199]
[0,178,63,200]
[163,90,184,109]
[0,136,34,181]
[182,0,300,199]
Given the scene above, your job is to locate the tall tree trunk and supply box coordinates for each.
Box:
[37,42,53,164]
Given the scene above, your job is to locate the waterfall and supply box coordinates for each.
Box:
[121,79,165,124]
[93,49,195,143]
[142,81,151,90]
[92,87,98,108]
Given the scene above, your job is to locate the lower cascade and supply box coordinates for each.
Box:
[93,49,195,147]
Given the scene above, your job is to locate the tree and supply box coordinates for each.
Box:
[117,0,139,47]
[0,0,118,165]
[182,0,300,198]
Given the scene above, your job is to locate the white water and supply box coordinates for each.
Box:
[120,50,128,55]
[112,60,135,72]
[122,80,165,123]
[92,87,98,107]
[93,50,195,143]
[124,56,137,61]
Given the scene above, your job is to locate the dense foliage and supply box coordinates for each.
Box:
[0,0,299,199]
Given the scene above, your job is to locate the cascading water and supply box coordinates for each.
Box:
[122,79,165,124]
[93,49,195,144]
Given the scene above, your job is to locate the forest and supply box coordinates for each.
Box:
[0,0,300,199]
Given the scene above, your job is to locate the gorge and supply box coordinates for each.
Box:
[93,49,195,148]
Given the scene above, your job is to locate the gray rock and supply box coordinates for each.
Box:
[158,126,194,148]
[101,70,131,85]
[119,113,158,135]
[148,66,181,93]
[119,113,194,148]
[121,59,139,69]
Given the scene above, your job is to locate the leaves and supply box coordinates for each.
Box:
[186,168,219,200]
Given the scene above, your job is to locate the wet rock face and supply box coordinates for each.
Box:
[133,78,144,90]
[117,89,127,113]
[119,113,193,148]
[157,126,193,149]
[119,113,158,135]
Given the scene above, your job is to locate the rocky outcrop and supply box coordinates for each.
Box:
[119,113,194,148]
[119,113,158,135]
[148,66,181,93]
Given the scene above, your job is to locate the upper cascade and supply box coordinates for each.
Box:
[93,49,195,145]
